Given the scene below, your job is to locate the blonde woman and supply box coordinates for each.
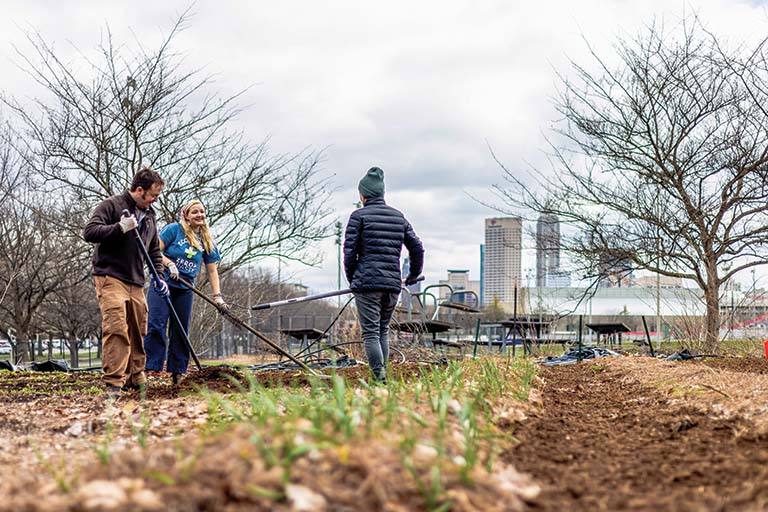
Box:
[144,199,226,384]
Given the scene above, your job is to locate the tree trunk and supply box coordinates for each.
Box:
[68,334,79,369]
[704,286,720,353]
[15,329,28,364]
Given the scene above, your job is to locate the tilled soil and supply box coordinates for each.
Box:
[508,357,768,511]
[5,356,768,510]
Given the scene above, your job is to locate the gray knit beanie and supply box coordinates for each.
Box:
[358,167,385,199]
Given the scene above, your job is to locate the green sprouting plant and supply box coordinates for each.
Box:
[32,443,73,493]
[279,439,316,483]
[249,429,278,469]
[248,485,284,501]
[330,374,355,438]
[144,469,176,486]
[92,417,114,465]
[356,379,377,436]
[401,451,451,512]
[458,400,478,484]
[381,379,401,428]
[132,395,152,449]
[201,388,249,431]
[511,359,536,401]
[177,441,204,484]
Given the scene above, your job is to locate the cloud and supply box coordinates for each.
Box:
[3,0,768,293]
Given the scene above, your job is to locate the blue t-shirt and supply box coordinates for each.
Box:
[159,223,221,288]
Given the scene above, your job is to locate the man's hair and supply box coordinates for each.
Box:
[130,166,164,191]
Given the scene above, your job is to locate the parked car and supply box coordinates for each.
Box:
[0,341,12,355]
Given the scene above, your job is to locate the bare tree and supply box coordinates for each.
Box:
[0,178,88,362]
[3,11,333,271]
[494,18,768,352]
[37,267,101,368]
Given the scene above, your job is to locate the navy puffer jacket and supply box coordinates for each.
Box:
[343,197,424,292]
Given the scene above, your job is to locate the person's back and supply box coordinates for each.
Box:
[343,167,424,382]
[345,196,422,293]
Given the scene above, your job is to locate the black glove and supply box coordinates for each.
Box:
[154,278,170,297]
[404,275,420,286]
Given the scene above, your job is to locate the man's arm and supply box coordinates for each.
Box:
[342,214,362,284]
[403,220,424,280]
[83,200,121,243]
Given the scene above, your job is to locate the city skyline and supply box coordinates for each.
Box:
[2,1,767,295]
[536,213,561,288]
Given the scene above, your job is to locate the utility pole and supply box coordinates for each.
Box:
[730,278,735,340]
[656,271,661,348]
[247,265,253,351]
[722,263,732,343]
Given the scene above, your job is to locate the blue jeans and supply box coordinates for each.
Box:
[354,291,400,381]
[144,285,194,374]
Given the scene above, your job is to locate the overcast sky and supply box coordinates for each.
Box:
[3,1,768,294]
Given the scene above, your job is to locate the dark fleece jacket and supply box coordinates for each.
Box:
[83,191,163,287]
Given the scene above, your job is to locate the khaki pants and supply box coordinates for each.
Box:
[94,275,148,388]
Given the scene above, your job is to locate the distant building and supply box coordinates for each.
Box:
[479,244,485,306]
[482,217,522,309]
[634,275,683,288]
[526,286,704,317]
[285,283,308,297]
[438,269,480,307]
[400,257,421,307]
[597,253,634,288]
[536,213,560,287]
[543,271,571,288]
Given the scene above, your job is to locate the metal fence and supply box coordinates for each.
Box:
[0,339,101,369]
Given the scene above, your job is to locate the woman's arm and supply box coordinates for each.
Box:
[158,239,172,266]
[206,262,222,296]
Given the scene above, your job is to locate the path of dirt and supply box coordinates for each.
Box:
[507,356,768,511]
[6,355,768,510]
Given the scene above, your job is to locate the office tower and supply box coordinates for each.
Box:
[479,244,485,306]
[536,213,560,287]
[400,257,421,306]
[482,217,522,308]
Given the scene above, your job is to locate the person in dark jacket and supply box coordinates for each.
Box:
[83,167,167,396]
[343,167,424,382]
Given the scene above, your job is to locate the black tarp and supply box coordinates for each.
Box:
[28,359,69,372]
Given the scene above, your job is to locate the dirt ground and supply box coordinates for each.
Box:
[508,355,768,511]
[3,354,768,510]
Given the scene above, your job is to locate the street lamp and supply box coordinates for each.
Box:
[721,263,732,341]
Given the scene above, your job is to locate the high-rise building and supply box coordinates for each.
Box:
[400,257,421,307]
[479,244,485,306]
[536,213,560,287]
[482,217,522,308]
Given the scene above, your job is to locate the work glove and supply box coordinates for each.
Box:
[213,294,230,311]
[154,278,169,297]
[119,214,138,233]
[166,262,179,280]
